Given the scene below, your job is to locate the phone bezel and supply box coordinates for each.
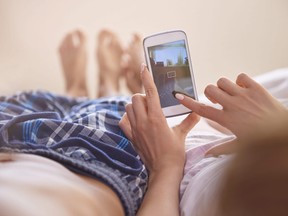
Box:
[143,30,198,117]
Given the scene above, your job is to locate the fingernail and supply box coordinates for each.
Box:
[141,63,146,73]
[175,93,184,100]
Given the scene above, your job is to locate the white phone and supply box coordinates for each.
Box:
[143,30,198,117]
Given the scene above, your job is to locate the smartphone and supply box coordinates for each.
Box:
[143,30,198,117]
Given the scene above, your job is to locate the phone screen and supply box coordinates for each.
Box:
[147,39,196,108]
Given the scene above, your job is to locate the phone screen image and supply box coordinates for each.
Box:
[147,40,196,108]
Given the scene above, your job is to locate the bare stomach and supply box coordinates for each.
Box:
[0,153,125,216]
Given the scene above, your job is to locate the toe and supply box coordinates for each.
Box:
[132,33,142,43]
[75,30,86,45]
[58,33,71,53]
[98,29,113,42]
[66,32,74,47]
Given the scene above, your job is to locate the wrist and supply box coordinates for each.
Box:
[149,166,184,185]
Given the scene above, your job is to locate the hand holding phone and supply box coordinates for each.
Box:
[143,30,198,117]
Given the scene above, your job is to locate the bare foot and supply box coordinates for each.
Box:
[122,33,144,94]
[59,30,88,97]
[96,29,124,97]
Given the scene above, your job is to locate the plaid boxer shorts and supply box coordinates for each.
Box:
[0,90,148,216]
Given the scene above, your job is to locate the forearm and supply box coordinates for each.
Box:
[136,167,183,216]
[120,65,199,215]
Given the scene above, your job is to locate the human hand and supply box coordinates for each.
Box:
[119,64,199,175]
[175,73,287,139]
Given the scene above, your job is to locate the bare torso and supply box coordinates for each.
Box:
[0,153,124,216]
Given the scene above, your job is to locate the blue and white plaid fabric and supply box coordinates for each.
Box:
[0,90,148,216]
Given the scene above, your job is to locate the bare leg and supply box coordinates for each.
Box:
[96,30,124,97]
[59,30,88,97]
[122,33,144,94]
[205,119,233,135]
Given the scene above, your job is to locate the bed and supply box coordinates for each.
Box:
[0,68,288,215]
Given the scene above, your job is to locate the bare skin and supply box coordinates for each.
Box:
[121,33,144,94]
[59,29,197,215]
[4,31,124,216]
[119,64,200,216]
[3,27,288,216]
[96,29,124,97]
[58,28,198,216]
[59,29,144,98]
[59,30,288,216]
[58,30,88,97]
[0,153,124,216]
[120,67,288,215]
[175,73,288,155]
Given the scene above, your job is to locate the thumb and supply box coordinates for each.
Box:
[119,113,133,141]
[174,112,200,137]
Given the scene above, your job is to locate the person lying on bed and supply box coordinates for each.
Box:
[117,33,288,215]
[172,83,288,216]
[0,29,146,216]
[120,62,288,215]
[0,29,197,216]
[0,29,287,216]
